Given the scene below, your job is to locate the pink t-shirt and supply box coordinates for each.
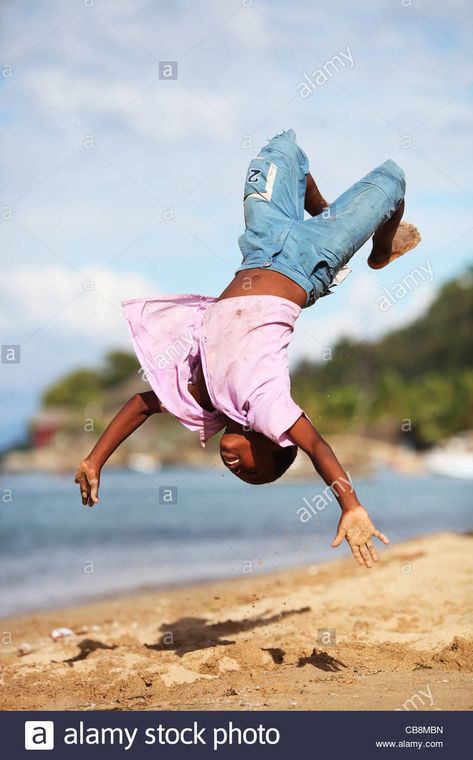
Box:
[122,294,302,447]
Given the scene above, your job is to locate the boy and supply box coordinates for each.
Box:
[75,130,420,569]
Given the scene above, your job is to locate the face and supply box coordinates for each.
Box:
[219,425,279,484]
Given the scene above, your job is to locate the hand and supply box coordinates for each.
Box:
[332,505,389,568]
[74,458,101,507]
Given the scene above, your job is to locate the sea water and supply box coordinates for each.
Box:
[0,467,471,616]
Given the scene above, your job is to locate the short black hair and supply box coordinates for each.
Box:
[271,444,298,481]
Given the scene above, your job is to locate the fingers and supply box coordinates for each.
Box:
[79,476,89,505]
[366,540,379,563]
[374,529,390,545]
[75,470,93,507]
[358,544,373,568]
[86,476,96,507]
[89,478,100,506]
[332,517,389,568]
[347,540,365,566]
[331,530,345,548]
[350,539,382,568]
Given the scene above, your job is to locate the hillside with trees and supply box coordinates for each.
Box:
[292,268,473,446]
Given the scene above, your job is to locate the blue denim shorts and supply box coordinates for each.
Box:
[237,130,406,307]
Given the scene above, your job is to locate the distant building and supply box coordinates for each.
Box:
[30,409,70,448]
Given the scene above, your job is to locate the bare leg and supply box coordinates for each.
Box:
[368,200,421,269]
[305,172,329,217]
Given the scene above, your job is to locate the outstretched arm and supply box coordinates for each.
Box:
[74,391,162,506]
[288,414,389,568]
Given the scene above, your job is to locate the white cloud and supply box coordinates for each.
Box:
[0,263,160,444]
[0,263,159,345]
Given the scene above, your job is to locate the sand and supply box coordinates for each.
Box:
[1,532,472,711]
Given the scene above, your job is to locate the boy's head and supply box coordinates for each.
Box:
[220,423,298,484]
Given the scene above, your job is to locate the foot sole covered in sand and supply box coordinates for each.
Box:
[368,221,422,270]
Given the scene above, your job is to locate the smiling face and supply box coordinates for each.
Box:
[219,422,297,485]
[220,427,280,484]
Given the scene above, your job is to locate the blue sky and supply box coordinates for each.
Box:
[1,0,472,447]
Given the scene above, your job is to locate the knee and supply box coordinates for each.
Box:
[383,159,406,197]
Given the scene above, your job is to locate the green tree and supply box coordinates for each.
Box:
[292,269,473,445]
[102,350,140,387]
[42,369,103,409]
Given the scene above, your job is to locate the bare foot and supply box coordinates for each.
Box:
[368,221,421,270]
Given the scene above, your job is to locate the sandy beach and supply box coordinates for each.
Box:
[1,532,472,711]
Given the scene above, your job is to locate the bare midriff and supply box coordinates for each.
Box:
[190,268,306,412]
[218,268,307,308]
